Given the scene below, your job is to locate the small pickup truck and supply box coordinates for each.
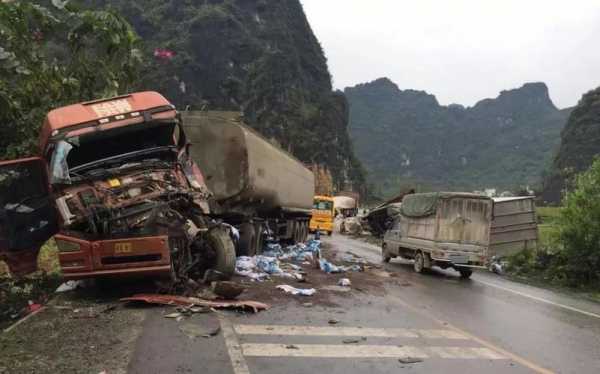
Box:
[382,192,493,279]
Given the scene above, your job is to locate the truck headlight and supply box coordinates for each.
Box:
[56,239,81,252]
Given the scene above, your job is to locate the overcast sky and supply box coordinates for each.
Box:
[301,0,600,108]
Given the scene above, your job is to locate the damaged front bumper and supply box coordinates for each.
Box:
[56,234,172,280]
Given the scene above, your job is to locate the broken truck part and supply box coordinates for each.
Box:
[120,294,270,313]
[180,111,315,256]
[0,92,236,281]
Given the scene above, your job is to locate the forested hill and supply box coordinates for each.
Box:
[345,78,571,196]
[542,87,600,203]
[83,0,365,190]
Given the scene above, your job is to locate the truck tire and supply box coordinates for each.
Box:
[382,244,391,263]
[254,222,264,255]
[302,221,309,242]
[457,267,472,279]
[238,223,256,256]
[207,227,236,278]
[413,251,425,273]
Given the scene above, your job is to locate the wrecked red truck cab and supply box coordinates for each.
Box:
[0,92,236,281]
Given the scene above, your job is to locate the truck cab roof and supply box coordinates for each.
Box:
[39,91,176,151]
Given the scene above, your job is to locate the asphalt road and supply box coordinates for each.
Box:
[129,234,600,374]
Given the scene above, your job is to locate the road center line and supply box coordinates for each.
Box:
[219,316,251,374]
[234,324,467,339]
[475,279,600,320]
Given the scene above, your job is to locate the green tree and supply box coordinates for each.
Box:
[0,1,141,159]
[558,157,600,285]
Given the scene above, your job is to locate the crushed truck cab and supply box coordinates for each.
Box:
[0,92,236,281]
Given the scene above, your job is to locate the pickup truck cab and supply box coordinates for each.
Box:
[0,92,236,281]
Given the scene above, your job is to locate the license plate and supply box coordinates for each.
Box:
[114,242,133,255]
[449,254,469,264]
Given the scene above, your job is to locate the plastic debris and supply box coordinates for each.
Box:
[121,294,270,313]
[319,259,342,273]
[55,280,85,293]
[276,285,316,296]
[338,278,351,287]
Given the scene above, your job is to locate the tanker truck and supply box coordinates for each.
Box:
[180,111,314,256]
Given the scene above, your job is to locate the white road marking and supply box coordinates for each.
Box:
[234,324,467,339]
[242,343,506,360]
[475,278,600,320]
[219,316,251,374]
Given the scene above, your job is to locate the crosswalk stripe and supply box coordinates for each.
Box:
[241,343,507,360]
[234,324,467,339]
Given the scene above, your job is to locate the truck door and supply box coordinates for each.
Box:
[0,157,59,276]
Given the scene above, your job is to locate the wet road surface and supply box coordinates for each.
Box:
[129,234,600,374]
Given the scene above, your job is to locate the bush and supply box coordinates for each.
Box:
[557,157,600,286]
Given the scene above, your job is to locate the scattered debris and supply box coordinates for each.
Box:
[211,281,246,299]
[27,301,43,314]
[276,285,316,296]
[302,302,313,308]
[398,357,423,364]
[164,312,182,319]
[338,278,351,287]
[120,294,269,313]
[285,344,300,349]
[55,280,86,293]
[321,285,351,293]
[179,323,221,339]
[341,337,366,344]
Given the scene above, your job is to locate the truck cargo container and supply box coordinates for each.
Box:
[491,196,538,257]
[181,111,314,256]
[382,192,493,278]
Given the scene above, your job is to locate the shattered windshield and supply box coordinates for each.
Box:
[49,122,177,183]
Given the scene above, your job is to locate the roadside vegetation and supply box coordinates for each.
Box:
[0,0,140,325]
[506,159,600,298]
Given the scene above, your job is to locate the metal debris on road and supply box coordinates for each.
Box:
[276,285,316,296]
[120,294,270,313]
[398,357,423,364]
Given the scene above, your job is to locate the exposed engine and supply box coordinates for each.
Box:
[55,166,206,238]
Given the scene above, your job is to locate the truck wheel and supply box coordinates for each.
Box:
[304,222,309,242]
[382,244,391,263]
[254,222,264,254]
[413,251,425,273]
[238,223,256,256]
[207,227,236,278]
[457,267,473,279]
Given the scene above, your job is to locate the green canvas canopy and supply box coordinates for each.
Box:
[400,192,488,218]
